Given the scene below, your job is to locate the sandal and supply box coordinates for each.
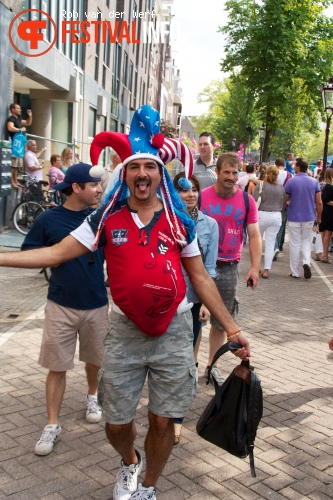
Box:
[321,259,330,263]
[261,271,269,279]
[289,273,299,278]
[314,256,322,262]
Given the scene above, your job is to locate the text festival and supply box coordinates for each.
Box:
[61,9,169,44]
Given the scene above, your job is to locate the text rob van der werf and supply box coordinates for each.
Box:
[61,10,169,43]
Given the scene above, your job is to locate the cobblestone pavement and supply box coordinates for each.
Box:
[1,237,333,499]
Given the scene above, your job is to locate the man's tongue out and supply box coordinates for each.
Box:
[138,183,149,192]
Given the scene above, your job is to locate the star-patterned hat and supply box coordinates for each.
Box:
[89,104,193,182]
[89,104,195,248]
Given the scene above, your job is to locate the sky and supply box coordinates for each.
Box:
[170,0,228,117]
[170,1,333,118]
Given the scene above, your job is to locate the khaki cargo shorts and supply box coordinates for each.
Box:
[39,300,109,371]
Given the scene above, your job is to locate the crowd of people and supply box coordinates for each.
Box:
[3,102,333,500]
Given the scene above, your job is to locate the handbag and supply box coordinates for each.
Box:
[196,342,263,477]
[256,181,263,209]
[11,131,27,158]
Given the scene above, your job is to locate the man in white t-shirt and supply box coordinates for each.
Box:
[24,140,46,182]
[236,163,258,191]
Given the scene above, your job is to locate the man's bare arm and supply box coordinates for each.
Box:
[245,222,262,289]
[0,235,88,269]
[7,122,26,134]
[182,255,250,358]
[21,109,32,127]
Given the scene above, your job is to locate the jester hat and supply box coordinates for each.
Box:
[89,104,195,246]
[89,104,193,182]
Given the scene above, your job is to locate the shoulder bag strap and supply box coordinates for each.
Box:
[242,190,249,226]
[209,341,242,367]
[246,368,263,477]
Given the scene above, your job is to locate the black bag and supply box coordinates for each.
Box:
[196,342,263,477]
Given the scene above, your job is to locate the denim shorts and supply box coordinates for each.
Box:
[98,309,196,424]
[210,262,239,330]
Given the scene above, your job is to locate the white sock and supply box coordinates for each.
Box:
[87,394,97,401]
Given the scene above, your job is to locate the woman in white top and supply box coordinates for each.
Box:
[253,166,285,279]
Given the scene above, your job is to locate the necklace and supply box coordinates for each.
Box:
[127,198,161,212]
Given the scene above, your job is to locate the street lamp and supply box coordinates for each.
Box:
[258,124,266,163]
[321,75,333,174]
[246,126,252,161]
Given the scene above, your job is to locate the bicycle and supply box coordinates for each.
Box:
[12,173,66,283]
[12,173,65,235]
[12,174,47,235]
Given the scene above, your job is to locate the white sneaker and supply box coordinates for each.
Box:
[129,483,156,499]
[34,423,61,456]
[204,365,224,386]
[113,450,143,500]
[86,395,102,423]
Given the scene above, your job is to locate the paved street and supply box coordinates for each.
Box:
[1,232,333,499]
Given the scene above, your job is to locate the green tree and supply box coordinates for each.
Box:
[305,129,333,162]
[220,0,333,160]
[194,75,258,156]
[211,73,258,154]
[160,119,177,138]
[193,80,228,145]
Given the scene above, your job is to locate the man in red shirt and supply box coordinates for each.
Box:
[0,106,251,500]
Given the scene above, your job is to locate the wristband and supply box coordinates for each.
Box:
[227,328,241,338]
[227,331,241,340]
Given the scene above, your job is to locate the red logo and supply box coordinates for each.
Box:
[9,9,57,57]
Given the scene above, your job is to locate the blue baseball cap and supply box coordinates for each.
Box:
[55,163,102,191]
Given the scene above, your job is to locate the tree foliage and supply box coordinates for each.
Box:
[160,119,177,138]
[219,0,333,160]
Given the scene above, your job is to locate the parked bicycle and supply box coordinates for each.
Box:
[12,173,65,235]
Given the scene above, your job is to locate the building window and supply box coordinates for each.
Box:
[103,33,111,87]
[110,98,118,117]
[88,107,96,141]
[110,119,118,131]
[133,68,138,108]
[123,52,128,87]
[112,43,121,98]
[128,0,132,23]
[95,10,102,81]
[129,61,134,94]
[142,82,146,104]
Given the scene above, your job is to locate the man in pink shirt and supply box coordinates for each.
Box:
[200,152,262,384]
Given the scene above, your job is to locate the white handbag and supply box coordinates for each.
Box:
[256,181,263,209]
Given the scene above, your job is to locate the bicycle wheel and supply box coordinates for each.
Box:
[12,201,44,235]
